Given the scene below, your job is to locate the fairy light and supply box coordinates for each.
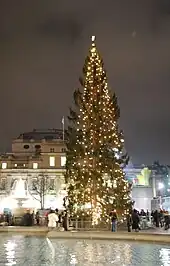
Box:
[91,35,95,42]
[65,36,132,225]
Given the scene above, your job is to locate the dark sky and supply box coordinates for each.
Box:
[1,0,170,164]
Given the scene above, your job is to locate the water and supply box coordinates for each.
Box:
[0,235,170,265]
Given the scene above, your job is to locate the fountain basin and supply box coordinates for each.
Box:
[0,235,169,265]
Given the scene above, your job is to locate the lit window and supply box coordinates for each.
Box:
[61,156,66,167]
[33,163,38,169]
[23,164,26,167]
[49,156,55,167]
[14,164,17,167]
[2,162,7,169]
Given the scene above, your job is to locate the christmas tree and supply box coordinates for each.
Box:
[65,36,132,225]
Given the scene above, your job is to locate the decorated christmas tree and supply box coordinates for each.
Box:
[65,36,132,224]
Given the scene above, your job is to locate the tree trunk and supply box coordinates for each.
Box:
[40,193,44,210]
[40,198,43,210]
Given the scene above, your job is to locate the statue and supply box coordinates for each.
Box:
[137,167,151,186]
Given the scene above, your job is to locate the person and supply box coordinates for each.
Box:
[146,210,150,221]
[153,210,159,227]
[48,210,58,230]
[5,212,10,226]
[58,212,63,228]
[55,209,59,227]
[23,210,32,226]
[132,209,140,232]
[159,210,164,227]
[31,211,35,226]
[164,212,170,230]
[110,210,118,232]
[63,212,68,231]
[126,213,132,232]
[45,210,50,226]
[35,211,40,225]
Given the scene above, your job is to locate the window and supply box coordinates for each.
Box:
[35,145,41,149]
[2,162,7,169]
[14,163,17,167]
[61,148,66,152]
[61,156,66,167]
[49,156,55,167]
[49,179,55,190]
[0,178,6,190]
[33,162,38,169]
[24,145,29,149]
[50,148,55,153]
[32,178,37,191]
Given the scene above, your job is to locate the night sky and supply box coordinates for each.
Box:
[1,1,170,164]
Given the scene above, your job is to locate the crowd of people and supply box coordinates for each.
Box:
[23,209,69,231]
[1,207,170,232]
[110,208,170,232]
[151,209,170,230]
[47,209,68,231]
[0,208,69,231]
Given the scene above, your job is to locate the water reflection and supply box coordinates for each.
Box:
[160,248,170,266]
[4,240,17,266]
[0,236,170,265]
[70,253,78,265]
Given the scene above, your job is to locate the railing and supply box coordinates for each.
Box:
[69,219,127,231]
[0,215,153,230]
[69,217,153,231]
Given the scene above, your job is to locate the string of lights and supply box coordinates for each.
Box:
[65,36,132,225]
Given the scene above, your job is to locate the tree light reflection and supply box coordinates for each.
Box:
[4,240,17,265]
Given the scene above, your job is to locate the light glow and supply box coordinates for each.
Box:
[91,35,95,42]
[33,162,38,169]
[61,156,66,167]
[49,156,55,167]
[158,182,164,190]
[2,162,7,169]
[65,36,131,225]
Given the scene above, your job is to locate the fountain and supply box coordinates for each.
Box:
[0,177,66,214]
[0,178,39,215]
[9,178,37,216]
[11,178,29,207]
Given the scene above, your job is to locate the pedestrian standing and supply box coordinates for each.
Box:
[126,213,132,232]
[132,209,140,232]
[48,210,58,230]
[110,210,118,232]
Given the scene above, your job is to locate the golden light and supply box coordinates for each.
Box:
[91,35,96,42]
[65,33,132,223]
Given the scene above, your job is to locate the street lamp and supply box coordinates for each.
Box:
[158,182,164,190]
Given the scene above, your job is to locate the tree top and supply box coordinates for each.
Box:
[91,35,96,42]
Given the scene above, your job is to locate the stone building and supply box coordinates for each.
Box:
[0,129,67,212]
[0,129,163,213]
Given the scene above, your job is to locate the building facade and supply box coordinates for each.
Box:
[1,130,166,213]
[0,129,67,212]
